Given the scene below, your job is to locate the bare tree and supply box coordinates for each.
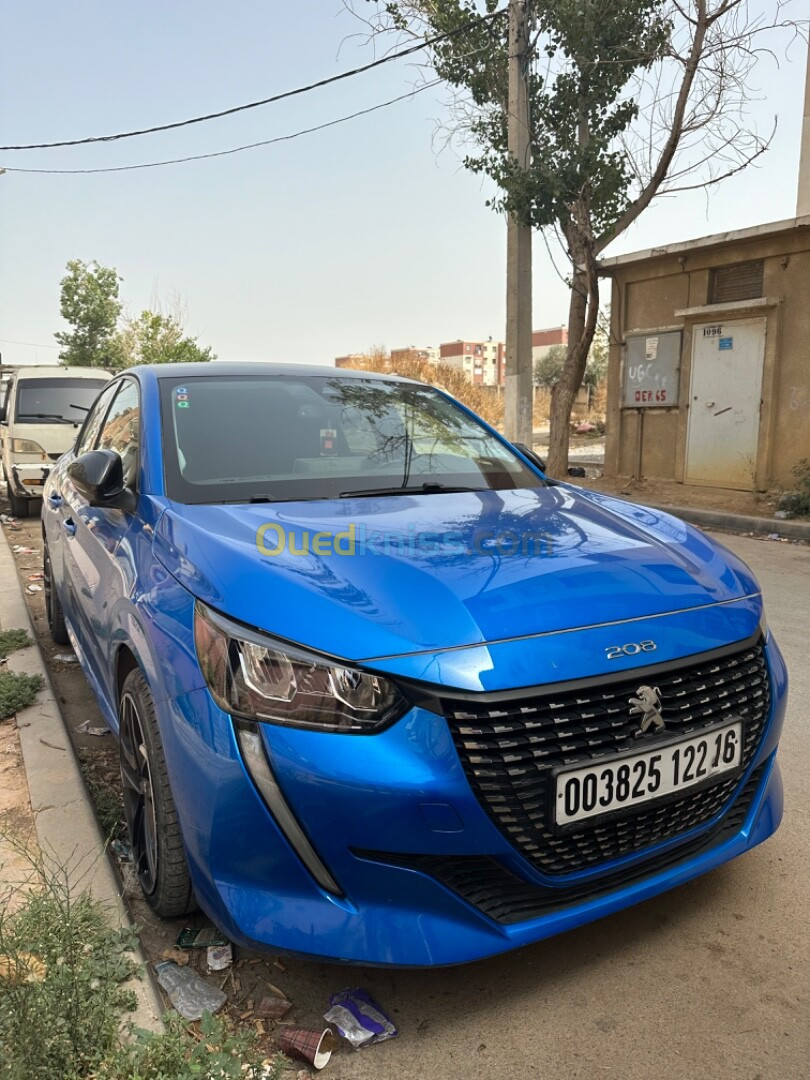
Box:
[349,0,805,475]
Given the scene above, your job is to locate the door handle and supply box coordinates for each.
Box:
[48,493,63,508]
[63,518,76,537]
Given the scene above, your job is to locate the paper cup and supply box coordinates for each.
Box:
[278,1027,336,1070]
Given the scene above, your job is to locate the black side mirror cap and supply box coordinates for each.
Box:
[67,449,136,512]
[513,442,547,472]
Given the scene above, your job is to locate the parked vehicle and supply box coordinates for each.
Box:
[42,363,786,966]
[0,365,111,517]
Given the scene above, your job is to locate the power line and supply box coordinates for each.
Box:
[0,82,443,175]
[0,337,59,349]
[0,11,506,152]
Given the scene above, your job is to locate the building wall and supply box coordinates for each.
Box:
[603,221,810,490]
[439,339,503,386]
[531,325,568,364]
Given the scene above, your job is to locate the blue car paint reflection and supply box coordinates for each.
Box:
[42,363,786,966]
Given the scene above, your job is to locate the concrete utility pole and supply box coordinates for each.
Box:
[798,39,810,218]
[503,0,533,444]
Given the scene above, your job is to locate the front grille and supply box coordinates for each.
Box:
[443,638,769,876]
[358,761,768,925]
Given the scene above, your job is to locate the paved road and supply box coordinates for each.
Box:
[5,509,808,1079]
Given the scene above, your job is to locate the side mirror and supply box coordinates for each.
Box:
[513,442,546,472]
[67,449,136,512]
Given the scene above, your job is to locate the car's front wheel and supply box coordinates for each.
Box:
[119,668,196,917]
[43,542,69,644]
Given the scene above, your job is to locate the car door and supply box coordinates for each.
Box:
[45,380,120,631]
[60,378,141,700]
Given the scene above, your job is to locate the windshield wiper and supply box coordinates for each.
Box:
[339,482,481,499]
[69,403,91,413]
[17,413,76,424]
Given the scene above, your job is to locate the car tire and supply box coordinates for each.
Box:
[8,489,30,518]
[43,542,70,645]
[119,668,197,917]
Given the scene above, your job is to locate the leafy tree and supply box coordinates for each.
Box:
[534,344,566,389]
[108,310,215,369]
[55,260,121,367]
[356,0,796,474]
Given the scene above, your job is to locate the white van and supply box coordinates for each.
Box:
[0,365,112,516]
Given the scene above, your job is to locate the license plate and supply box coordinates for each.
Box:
[553,721,743,827]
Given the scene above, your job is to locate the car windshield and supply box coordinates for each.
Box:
[16,378,109,423]
[160,374,542,504]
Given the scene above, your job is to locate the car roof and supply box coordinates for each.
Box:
[127,362,416,384]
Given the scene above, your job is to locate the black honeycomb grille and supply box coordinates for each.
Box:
[443,638,769,876]
[357,762,769,925]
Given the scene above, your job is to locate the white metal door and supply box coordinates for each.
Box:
[685,317,766,490]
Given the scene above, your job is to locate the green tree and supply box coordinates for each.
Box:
[358,1,791,474]
[108,310,215,369]
[55,259,122,367]
[534,344,566,389]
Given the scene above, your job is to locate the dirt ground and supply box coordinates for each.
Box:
[0,711,38,914]
[568,472,790,519]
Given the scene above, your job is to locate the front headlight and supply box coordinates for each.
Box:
[194,602,408,733]
[11,438,48,458]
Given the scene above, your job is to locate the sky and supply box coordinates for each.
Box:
[0,1,807,369]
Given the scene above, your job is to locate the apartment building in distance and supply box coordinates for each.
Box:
[390,346,440,366]
[337,327,568,387]
[439,338,505,386]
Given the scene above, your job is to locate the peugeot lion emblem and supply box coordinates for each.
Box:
[630,685,664,737]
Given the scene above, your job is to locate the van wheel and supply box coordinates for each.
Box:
[119,669,196,917]
[43,543,69,644]
[8,490,29,518]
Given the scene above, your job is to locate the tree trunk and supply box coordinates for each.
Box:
[546,234,600,477]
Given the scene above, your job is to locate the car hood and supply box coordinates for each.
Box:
[152,486,759,662]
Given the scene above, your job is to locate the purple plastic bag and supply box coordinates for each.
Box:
[324,988,397,1048]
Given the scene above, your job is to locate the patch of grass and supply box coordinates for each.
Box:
[0,851,138,1079]
[0,845,280,1079]
[0,671,43,720]
[97,1011,281,1080]
[0,629,32,659]
[76,747,125,840]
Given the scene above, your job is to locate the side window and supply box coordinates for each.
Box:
[75,383,118,456]
[97,380,140,488]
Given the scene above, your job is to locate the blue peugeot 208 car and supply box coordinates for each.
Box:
[42,363,786,966]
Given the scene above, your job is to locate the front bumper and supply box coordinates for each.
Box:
[10,462,51,497]
[155,621,787,967]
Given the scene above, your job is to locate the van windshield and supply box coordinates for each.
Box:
[160,374,543,504]
[16,379,109,424]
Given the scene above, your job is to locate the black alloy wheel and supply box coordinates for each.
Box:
[118,668,196,916]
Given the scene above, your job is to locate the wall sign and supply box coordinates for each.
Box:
[622,331,682,408]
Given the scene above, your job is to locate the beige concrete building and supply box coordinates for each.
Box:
[599,215,810,491]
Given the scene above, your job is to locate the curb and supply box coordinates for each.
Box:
[639,502,810,541]
[0,527,164,1032]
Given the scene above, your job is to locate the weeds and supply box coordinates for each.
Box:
[778,458,810,517]
[0,629,31,660]
[0,671,43,721]
[0,843,280,1079]
[76,746,125,840]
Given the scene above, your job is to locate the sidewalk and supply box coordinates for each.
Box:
[0,527,162,1030]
